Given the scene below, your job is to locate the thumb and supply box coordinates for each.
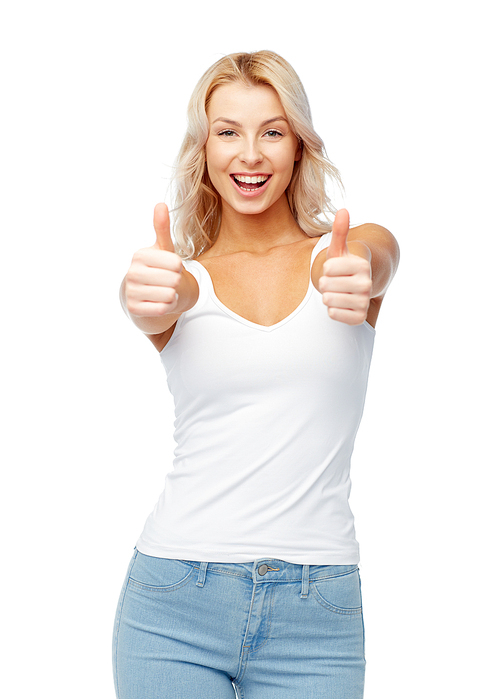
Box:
[327,208,350,258]
[153,203,175,252]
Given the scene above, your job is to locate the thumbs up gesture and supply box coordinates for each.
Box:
[124,203,184,317]
[319,209,372,325]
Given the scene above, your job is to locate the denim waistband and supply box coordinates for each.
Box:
[179,558,358,597]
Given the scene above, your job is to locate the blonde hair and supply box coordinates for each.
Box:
[171,50,343,259]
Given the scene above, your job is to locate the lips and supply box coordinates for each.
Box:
[231,174,271,191]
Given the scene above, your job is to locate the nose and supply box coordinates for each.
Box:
[239,137,263,166]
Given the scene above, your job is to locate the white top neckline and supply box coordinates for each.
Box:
[187,234,326,332]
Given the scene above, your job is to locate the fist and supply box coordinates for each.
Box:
[125,203,183,317]
[319,209,372,326]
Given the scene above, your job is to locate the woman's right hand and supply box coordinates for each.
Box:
[124,204,184,318]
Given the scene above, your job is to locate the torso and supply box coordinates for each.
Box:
[151,229,381,352]
[196,236,319,327]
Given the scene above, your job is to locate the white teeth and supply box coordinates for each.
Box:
[234,175,269,184]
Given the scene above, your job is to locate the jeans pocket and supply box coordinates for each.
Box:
[310,566,362,615]
[128,551,195,591]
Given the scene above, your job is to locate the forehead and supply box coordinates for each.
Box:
[207,82,286,121]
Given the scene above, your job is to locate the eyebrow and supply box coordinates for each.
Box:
[211,116,288,127]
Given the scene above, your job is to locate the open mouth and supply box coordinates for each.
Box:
[231,174,271,191]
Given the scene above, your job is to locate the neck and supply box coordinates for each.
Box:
[212,194,306,256]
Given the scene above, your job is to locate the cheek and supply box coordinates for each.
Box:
[275,151,298,186]
[205,154,220,185]
[276,147,299,175]
[206,145,228,182]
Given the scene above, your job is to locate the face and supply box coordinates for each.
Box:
[205,82,301,217]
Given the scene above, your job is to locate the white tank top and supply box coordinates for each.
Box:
[136,232,375,564]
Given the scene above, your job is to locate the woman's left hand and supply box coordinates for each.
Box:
[318,209,373,326]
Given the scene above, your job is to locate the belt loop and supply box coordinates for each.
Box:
[300,564,310,598]
[196,562,208,587]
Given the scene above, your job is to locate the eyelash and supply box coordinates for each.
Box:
[217,129,284,138]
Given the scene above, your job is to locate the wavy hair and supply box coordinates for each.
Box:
[170,50,343,259]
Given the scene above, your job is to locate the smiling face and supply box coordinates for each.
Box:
[205,82,302,219]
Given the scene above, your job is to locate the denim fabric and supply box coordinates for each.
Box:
[113,549,365,698]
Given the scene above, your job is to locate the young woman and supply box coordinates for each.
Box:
[113,51,399,699]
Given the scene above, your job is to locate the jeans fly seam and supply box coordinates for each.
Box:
[248,583,276,653]
[235,586,257,684]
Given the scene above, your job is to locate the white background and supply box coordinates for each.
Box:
[2,1,498,697]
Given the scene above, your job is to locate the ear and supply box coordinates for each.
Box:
[295,139,303,162]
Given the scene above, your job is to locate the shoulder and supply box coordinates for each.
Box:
[349,222,400,306]
[349,222,399,258]
[310,222,400,293]
[350,222,400,288]
[310,232,331,291]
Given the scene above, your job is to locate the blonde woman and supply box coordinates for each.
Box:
[113,51,399,699]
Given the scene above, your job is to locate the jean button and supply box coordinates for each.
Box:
[258,564,269,576]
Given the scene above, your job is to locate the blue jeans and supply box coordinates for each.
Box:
[113,549,366,698]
